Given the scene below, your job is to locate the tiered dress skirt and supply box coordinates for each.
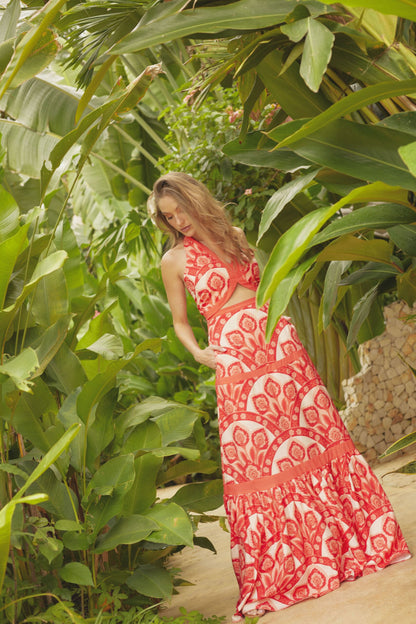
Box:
[208,297,410,617]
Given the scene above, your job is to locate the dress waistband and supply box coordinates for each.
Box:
[216,348,305,385]
[223,439,357,496]
[208,296,259,320]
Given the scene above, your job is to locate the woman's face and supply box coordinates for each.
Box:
[158,194,202,239]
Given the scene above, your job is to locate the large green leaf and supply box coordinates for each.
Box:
[111,0,297,55]
[156,459,218,486]
[85,454,135,500]
[222,131,310,171]
[144,502,193,547]
[312,204,416,246]
[147,447,200,460]
[76,338,161,427]
[340,262,400,286]
[397,267,416,306]
[347,284,380,350]
[0,0,20,44]
[55,219,85,299]
[257,167,320,242]
[171,480,224,513]
[388,224,416,256]
[25,465,77,520]
[321,261,351,330]
[0,348,38,392]
[257,182,401,305]
[0,0,67,97]
[118,396,203,435]
[379,111,416,136]
[330,34,414,86]
[257,50,330,119]
[59,562,93,586]
[85,392,117,471]
[94,515,158,554]
[0,119,62,180]
[0,223,29,309]
[20,423,79,492]
[88,492,126,537]
[0,75,80,136]
[317,236,394,264]
[30,316,71,379]
[278,119,416,191]
[10,380,69,452]
[122,454,162,515]
[399,140,416,177]
[0,493,48,594]
[126,564,172,598]
[123,420,161,454]
[47,342,87,397]
[300,18,334,93]
[7,29,58,90]
[151,407,201,446]
[275,78,416,148]
[380,432,416,458]
[266,255,317,340]
[40,64,162,197]
[75,301,118,351]
[0,186,19,242]
[0,250,68,349]
[319,0,416,22]
[32,267,69,327]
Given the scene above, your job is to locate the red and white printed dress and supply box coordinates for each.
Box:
[183,236,410,618]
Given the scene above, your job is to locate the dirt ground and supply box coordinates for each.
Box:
[159,455,416,624]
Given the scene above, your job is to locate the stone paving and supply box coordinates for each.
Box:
[160,455,416,624]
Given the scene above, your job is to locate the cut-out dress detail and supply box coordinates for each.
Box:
[183,236,410,618]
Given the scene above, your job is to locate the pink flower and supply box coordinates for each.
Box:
[244,188,252,195]
[183,88,198,105]
[226,106,243,123]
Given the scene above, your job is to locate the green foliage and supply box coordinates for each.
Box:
[0,192,222,617]
[0,15,221,617]
[158,87,282,238]
[2,0,416,620]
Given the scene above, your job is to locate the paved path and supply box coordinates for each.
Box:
[160,456,416,623]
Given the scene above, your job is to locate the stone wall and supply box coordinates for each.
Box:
[340,301,416,464]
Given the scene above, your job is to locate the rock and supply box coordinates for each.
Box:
[339,300,416,463]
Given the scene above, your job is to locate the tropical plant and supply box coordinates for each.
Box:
[3,0,416,618]
[54,0,416,393]
[0,2,224,621]
[97,0,416,358]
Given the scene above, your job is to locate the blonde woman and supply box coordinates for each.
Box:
[148,172,410,621]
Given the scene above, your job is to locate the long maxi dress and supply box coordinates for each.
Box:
[182,236,411,618]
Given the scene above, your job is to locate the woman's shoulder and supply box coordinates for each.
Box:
[161,243,186,275]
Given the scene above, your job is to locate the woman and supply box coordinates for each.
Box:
[148,172,410,621]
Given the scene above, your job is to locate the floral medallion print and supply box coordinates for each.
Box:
[208,301,410,618]
[182,236,410,619]
[183,237,259,319]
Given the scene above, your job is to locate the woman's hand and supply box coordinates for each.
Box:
[195,345,226,370]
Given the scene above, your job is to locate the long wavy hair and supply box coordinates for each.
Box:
[147,172,253,264]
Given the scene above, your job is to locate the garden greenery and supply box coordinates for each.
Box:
[2,0,416,621]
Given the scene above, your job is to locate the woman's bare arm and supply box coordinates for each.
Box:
[161,248,223,369]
